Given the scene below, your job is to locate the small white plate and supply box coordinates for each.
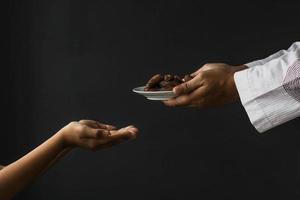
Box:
[133,86,177,101]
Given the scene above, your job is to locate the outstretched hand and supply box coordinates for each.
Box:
[164,63,247,108]
[59,120,138,150]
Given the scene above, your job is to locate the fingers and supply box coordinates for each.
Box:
[164,95,191,107]
[191,68,202,77]
[164,86,208,107]
[101,127,138,149]
[173,75,203,95]
[109,125,139,139]
[79,126,110,139]
[97,122,117,130]
[79,120,99,128]
[86,125,138,142]
[78,121,137,141]
[83,125,139,151]
[99,137,134,149]
[79,120,116,130]
[93,137,134,150]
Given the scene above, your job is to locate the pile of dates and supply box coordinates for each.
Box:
[144,74,193,91]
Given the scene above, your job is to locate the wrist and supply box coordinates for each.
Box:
[227,68,240,102]
[54,130,72,149]
[233,65,248,72]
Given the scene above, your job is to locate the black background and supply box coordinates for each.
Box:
[2,0,300,199]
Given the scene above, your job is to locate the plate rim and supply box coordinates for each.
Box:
[132,86,174,95]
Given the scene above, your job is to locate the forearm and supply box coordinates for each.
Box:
[41,147,72,174]
[0,132,68,199]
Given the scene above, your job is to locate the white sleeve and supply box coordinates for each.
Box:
[246,42,300,68]
[234,42,300,133]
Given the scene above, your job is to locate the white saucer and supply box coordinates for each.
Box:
[132,86,177,101]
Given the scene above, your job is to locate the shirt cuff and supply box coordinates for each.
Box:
[245,50,286,68]
[234,69,273,133]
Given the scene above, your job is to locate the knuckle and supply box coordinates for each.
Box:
[76,125,85,133]
[203,63,211,67]
[69,121,77,126]
[79,119,85,123]
[184,83,190,91]
[197,72,204,79]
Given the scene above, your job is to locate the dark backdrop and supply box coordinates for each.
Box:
[3,0,300,199]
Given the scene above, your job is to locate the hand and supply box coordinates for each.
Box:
[59,120,138,150]
[0,120,138,200]
[164,63,248,108]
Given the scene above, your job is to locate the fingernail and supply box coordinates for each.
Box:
[173,87,177,93]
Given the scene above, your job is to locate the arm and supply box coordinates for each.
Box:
[0,120,138,200]
[0,132,67,199]
[0,165,4,170]
[164,42,300,133]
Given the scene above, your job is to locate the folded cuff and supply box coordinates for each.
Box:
[234,69,273,133]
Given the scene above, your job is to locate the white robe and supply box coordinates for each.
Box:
[234,42,300,133]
